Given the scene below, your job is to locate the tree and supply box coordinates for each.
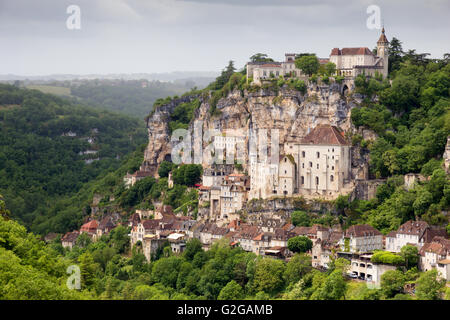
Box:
[158,161,174,178]
[253,258,286,294]
[287,236,313,253]
[218,280,244,300]
[76,232,92,248]
[388,37,404,73]
[79,252,97,288]
[92,246,116,271]
[109,225,130,254]
[295,55,320,76]
[312,270,347,300]
[184,238,203,261]
[324,62,336,76]
[249,53,274,63]
[380,270,405,298]
[400,245,419,269]
[284,253,312,285]
[151,256,183,288]
[211,61,236,90]
[415,269,446,300]
[0,195,10,220]
[290,211,311,227]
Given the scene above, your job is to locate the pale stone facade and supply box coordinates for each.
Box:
[247,54,307,85]
[385,220,447,253]
[249,125,352,200]
[330,28,389,79]
[340,224,383,253]
[349,254,397,286]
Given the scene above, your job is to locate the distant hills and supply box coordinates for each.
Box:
[0,71,218,84]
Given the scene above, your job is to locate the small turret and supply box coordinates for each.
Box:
[376,27,389,78]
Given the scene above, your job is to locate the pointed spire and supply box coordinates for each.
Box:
[377,27,388,44]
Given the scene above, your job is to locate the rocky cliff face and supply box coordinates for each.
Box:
[143,83,357,175]
[141,95,199,175]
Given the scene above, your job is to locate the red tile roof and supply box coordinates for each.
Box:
[300,125,348,146]
[330,47,374,56]
[345,224,382,238]
[80,220,98,233]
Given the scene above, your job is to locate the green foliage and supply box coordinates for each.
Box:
[249,53,274,63]
[284,253,312,285]
[287,236,313,253]
[218,280,244,300]
[0,217,90,299]
[295,55,319,76]
[119,176,156,208]
[172,164,202,186]
[400,245,419,269]
[290,210,311,227]
[0,84,147,233]
[380,270,405,298]
[168,99,200,133]
[310,270,347,300]
[253,258,286,295]
[184,238,203,261]
[324,62,336,76]
[415,269,446,300]
[371,251,404,266]
[70,79,193,118]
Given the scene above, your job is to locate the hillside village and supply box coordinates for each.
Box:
[59,28,450,288]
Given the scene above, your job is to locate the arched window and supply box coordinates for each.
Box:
[309,162,312,168]
[302,151,305,158]
[301,176,304,185]
[315,176,319,185]
[316,152,320,158]
[330,175,334,182]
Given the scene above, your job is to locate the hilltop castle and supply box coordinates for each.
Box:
[247,28,389,85]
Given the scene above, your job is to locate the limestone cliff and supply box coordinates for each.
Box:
[142,83,358,175]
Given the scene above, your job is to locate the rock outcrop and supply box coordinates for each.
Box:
[142,83,357,175]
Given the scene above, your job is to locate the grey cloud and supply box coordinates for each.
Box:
[0,0,448,76]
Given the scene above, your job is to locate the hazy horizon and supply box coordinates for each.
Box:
[2,0,449,76]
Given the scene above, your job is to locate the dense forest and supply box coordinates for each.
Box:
[69,79,198,118]
[0,84,147,234]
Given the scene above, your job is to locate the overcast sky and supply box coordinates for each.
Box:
[1,0,449,76]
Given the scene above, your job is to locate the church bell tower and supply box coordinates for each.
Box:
[377,27,389,78]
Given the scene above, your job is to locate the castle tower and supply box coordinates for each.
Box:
[377,27,389,78]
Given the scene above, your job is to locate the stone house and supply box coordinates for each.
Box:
[419,236,450,280]
[311,230,342,268]
[80,220,98,238]
[123,170,152,188]
[339,224,383,253]
[94,216,116,241]
[385,220,447,253]
[61,231,79,249]
[142,235,167,262]
[297,125,351,197]
[130,219,159,247]
[218,174,249,221]
[202,164,234,188]
[247,53,307,85]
